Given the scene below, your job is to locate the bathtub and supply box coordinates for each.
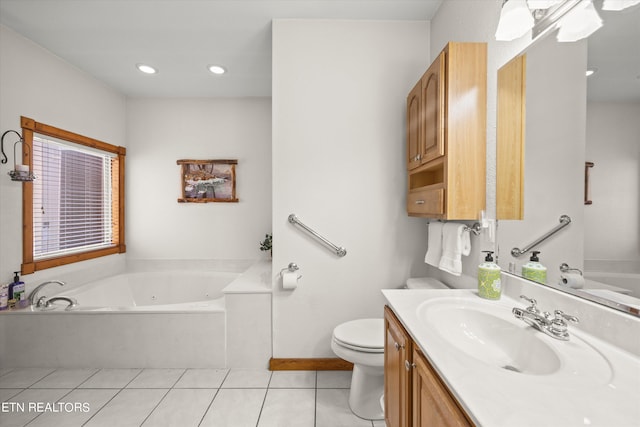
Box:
[0,261,272,369]
[584,271,640,299]
[50,270,239,312]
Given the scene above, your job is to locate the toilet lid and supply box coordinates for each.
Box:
[333,318,384,351]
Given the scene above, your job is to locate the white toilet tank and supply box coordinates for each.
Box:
[405,277,449,289]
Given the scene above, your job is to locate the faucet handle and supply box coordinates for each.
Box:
[520,295,539,313]
[549,310,579,339]
[36,296,47,308]
[553,310,579,324]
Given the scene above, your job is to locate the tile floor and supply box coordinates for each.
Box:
[0,368,386,427]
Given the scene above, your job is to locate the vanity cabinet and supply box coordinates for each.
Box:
[384,305,412,427]
[384,306,474,427]
[406,42,487,220]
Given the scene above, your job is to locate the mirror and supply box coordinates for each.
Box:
[496,2,640,315]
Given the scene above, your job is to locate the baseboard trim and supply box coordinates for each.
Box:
[269,358,353,371]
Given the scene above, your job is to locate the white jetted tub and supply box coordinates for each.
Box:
[54,270,238,312]
[1,261,272,368]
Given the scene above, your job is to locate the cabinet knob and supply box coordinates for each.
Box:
[415,200,425,205]
[394,342,405,351]
[405,360,416,371]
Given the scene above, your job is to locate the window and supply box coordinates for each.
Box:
[20,117,125,274]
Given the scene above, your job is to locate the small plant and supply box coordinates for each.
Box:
[259,233,272,255]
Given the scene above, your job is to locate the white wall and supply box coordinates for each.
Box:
[585,101,640,269]
[126,98,271,261]
[272,20,431,357]
[0,25,127,288]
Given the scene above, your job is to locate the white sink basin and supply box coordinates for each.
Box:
[416,297,612,382]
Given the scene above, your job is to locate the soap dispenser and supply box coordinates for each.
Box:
[478,251,502,300]
[8,271,26,309]
[521,251,547,284]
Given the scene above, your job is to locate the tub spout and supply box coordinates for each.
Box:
[28,280,65,307]
[44,296,78,311]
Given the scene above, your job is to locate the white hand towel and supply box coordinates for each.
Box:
[424,222,443,267]
[438,223,467,276]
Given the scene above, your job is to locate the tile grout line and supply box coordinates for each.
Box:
[253,370,273,426]
[197,369,231,427]
[314,371,318,427]
[139,388,172,427]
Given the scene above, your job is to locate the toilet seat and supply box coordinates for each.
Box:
[332,319,384,353]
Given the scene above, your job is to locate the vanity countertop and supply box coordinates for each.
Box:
[382,289,640,427]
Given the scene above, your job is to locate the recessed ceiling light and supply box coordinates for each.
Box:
[586,68,598,77]
[208,65,226,75]
[136,64,157,74]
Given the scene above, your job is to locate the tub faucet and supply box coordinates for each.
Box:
[44,296,78,311]
[28,280,65,307]
[512,295,579,341]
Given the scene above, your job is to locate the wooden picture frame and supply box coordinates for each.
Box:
[177,159,238,203]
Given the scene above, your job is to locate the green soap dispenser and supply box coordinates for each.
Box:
[521,251,547,284]
[478,251,502,300]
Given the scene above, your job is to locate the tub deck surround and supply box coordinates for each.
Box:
[382,289,640,427]
[0,260,273,369]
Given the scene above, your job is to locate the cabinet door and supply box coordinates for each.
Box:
[420,51,445,165]
[412,349,473,427]
[384,306,412,427]
[407,80,422,170]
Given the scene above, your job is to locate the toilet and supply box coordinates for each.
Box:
[405,277,449,290]
[331,318,385,420]
[331,277,449,420]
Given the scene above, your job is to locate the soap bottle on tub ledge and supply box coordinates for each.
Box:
[8,271,26,309]
[478,251,502,300]
[521,251,547,284]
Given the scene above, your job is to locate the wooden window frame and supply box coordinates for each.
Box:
[20,116,126,274]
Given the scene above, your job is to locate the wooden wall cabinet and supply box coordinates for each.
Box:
[384,306,474,427]
[406,42,487,220]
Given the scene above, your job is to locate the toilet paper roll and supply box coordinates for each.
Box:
[282,271,299,290]
[560,273,585,289]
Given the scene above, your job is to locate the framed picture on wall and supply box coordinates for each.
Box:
[177,159,238,203]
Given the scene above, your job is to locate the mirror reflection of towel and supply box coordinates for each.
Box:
[438,224,470,276]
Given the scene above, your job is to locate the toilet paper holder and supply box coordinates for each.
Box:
[280,262,302,280]
[559,263,583,276]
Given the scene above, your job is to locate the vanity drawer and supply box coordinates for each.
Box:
[408,187,444,216]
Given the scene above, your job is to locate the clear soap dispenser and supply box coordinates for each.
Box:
[521,251,547,284]
[478,251,502,300]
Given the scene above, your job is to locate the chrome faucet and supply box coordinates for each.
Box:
[512,295,579,341]
[28,280,65,307]
[44,296,78,311]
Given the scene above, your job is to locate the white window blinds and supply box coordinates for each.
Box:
[32,135,117,260]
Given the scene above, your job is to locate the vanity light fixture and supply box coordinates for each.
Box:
[556,0,602,42]
[207,65,226,75]
[495,0,535,41]
[136,64,157,74]
[602,0,640,10]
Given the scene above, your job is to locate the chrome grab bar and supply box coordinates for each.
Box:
[511,215,571,258]
[288,214,347,257]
